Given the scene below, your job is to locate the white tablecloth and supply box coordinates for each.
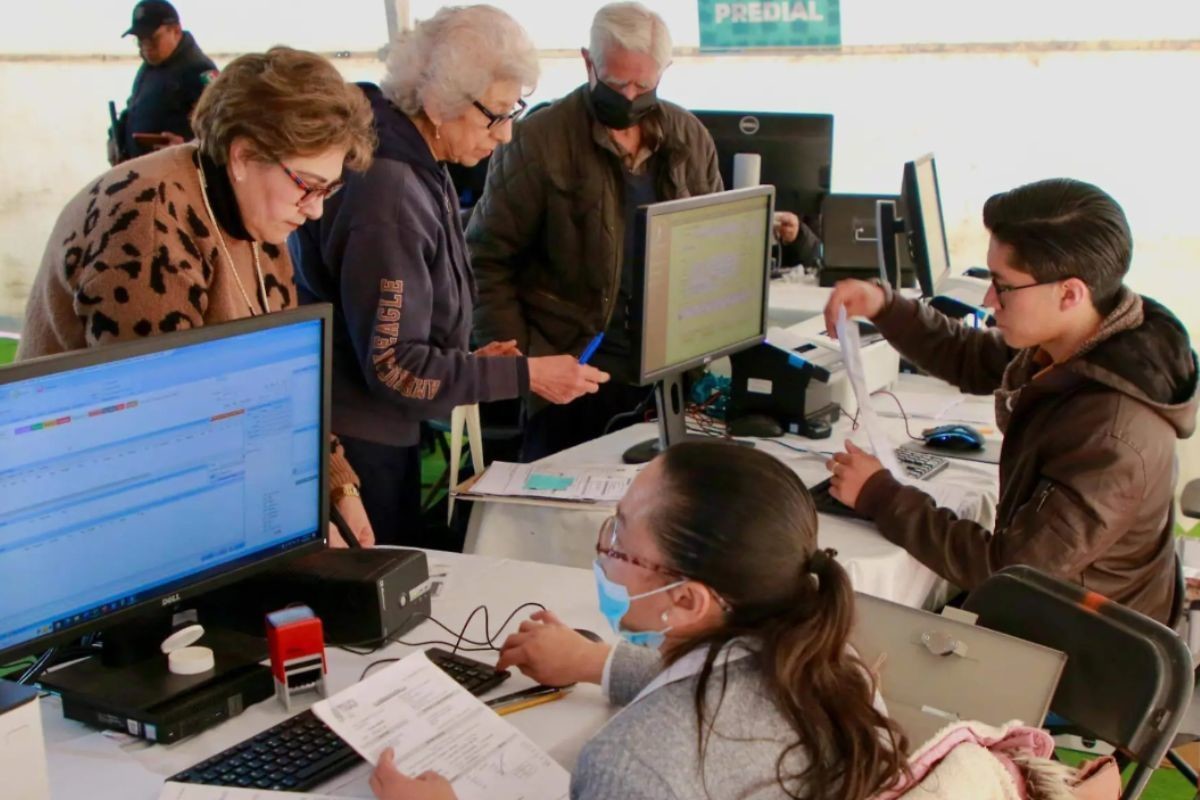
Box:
[465,408,1001,611]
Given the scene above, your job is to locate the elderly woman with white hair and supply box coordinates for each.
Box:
[290,4,609,547]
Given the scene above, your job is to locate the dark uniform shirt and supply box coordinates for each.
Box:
[118,31,216,160]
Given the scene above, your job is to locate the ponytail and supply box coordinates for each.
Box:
[653,443,908,800]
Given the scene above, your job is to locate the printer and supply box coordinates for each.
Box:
[729,314,900,437]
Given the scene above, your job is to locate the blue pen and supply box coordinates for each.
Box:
[579,332,605,365]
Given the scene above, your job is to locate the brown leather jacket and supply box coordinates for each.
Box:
[857,287,1198,624]
[466,84,722,361]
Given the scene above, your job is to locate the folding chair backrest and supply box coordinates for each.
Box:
[963,566,1193,800]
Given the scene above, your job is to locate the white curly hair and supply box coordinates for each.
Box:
[382,4,539,122]
[589,2,673,76]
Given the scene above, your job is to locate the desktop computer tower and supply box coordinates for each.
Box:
[200,548,433,647]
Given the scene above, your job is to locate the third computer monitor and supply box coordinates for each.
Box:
[693,110,833,217]
[902,153,953,298]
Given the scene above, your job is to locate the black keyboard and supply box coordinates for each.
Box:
[811,448,949,520]
[168,648,509,792]
[810,477,867,519]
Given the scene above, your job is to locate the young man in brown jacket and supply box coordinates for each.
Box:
[825,178,1197,624]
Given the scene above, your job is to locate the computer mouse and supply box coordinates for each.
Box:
[575,628,603,643]
[727,413,784,438]
[963,266,991,279]
[922,424,985,451]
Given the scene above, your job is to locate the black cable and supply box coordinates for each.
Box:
[602,388,656,436]
[16,647,57,685]
[356,602,546,682]
[328,505,361,548]
[870,390,925,442]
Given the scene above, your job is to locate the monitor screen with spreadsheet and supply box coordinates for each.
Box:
[0,307,329,662]
[638,186,773,384]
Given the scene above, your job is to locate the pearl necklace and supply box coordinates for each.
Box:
[196,164,270,316]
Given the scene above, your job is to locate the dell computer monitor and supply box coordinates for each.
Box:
[0,306,331,668]
[693,111,833,217]
[902,153,952,298]
[623,186,774,463]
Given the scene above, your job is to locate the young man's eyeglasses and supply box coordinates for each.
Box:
[279,162,344,204]
[472,98,527,130]
[990,277,1069,309]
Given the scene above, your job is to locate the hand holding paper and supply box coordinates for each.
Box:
[312,652,569,800]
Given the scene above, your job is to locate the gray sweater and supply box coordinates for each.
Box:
[571,643,814,799]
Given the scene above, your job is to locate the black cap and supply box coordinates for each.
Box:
[123,0,180,38]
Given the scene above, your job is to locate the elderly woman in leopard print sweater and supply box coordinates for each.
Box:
[19,46,379,546]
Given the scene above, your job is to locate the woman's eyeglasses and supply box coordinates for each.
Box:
[472,98,528,130]
[595,515,734,612]
[595,514,686,580]
[279,162,344,204]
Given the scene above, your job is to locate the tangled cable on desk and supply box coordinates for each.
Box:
[353,601,547,681]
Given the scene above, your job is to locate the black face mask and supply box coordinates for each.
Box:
[589,79,658,130]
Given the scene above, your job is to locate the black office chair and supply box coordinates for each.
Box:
[1184,478,1200,521]
[963,566,1195,800]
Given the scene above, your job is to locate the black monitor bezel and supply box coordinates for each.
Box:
[902,153,952,299]
[635,185,775,386]
[0,305,332,664]
[692,110,834,216]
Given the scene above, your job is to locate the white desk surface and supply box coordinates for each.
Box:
[42,551,615,800]
[768,271,830,328]
[465,374,1001,611]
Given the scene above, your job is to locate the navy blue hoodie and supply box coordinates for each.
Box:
[291,84,529,447]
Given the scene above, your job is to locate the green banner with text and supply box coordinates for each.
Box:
[697,0,842,50]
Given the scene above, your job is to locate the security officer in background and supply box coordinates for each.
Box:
[108,0,217,164]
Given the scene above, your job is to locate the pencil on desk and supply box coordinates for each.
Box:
[493,689,568,716]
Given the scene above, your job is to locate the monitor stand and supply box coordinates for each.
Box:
[622,372,749,464]
[38,610,272,743]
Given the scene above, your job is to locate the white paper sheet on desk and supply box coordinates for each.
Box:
[159,783,356,799]
[312,651,570,800]
[466,461,639,503]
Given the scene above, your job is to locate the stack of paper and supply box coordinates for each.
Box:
[313,651,569,800]
[456,462,640,505]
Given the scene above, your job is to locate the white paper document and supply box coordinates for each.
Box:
[312,652,570,800]
[159,784,355,800]
[836,307,903,476]
[463,461,640,504]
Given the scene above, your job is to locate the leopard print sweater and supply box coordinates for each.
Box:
[19,144,358,488]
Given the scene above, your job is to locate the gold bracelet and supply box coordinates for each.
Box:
[330,483,361,506]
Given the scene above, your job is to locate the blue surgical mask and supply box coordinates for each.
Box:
[593,560,683,649]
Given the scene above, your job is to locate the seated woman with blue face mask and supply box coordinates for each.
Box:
[368,441,909,800]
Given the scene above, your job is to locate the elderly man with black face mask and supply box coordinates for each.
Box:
[467,2,723,461]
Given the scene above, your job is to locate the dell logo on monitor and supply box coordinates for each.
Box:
[738,115,760,135]
[161,594,181,606]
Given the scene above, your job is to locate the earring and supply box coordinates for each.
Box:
[660,610,670,623]
[435,125,441,141]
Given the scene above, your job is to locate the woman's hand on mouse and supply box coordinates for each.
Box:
[495,610,611,687]
[826,440,884,508]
